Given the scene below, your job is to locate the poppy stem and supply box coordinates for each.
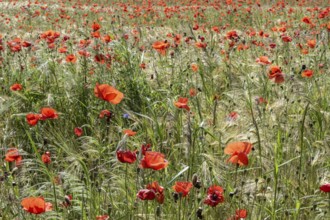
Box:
[234,164,239,188]
[212,97,218,129]
[328,193,330,214]
[125,164,129,217]
[145,200,149,220]
[178,197,182,220]
[247,92,263,176]
[52,179,59,213]
[298,103,309,190]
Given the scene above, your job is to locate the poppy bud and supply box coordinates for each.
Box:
[156,206,161,217]
[192,174,198,185]
[107,204,112,214]
[173,192,179,203]
[196,207,203,219]
[192,174,202,189]
[64,195,72,206]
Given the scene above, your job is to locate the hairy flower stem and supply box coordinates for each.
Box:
[298,103,309,189]
[125,164,129,217]
[248,98,263,176]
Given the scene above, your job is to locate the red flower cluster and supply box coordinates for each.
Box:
[137,181,165,204]
[26,107,58,126]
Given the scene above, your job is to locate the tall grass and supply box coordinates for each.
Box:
[0,0,329,219]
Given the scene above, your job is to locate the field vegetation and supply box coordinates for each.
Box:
[0,0,329,219]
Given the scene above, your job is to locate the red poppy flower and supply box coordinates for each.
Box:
[226,30,239,40]
[40,30,60,40]
[94,83,124,104]
[92,31,101,38]
[256,56,271,65]
[307,39,316,48]
[320,183,330,193]
[301,69,313,78]
[40,107,58,120]
[189,88,197,97]
[116,149,137,164]
[123,129,137,136]
[212,26,220,33]
[227,209,248,220]
[146,181,165,204]
[96,215,109,220]
[26,113,40,126]
[204,185,224,207]
[10,83,23,91]
[78,50,90,57]
[193,23,199,30]
[269,43,276,49]
[236,209,247,218]
[99,110,111,118]
[92,22,101,31]
[195,42,207,49]
[139,63,146,69]
[22,41,32,47]
[140,151,168,171]
[141,143,152,155]
[255,97,267,105]
[137,189,156,201]
[191,63,198,72]
[224,142,252,166]
[66,54,77,63]
[172,182,193,197]
[152,40,170,55]
[268,66,285,84]
[94,54,111,64]
[102,35,112,43]
[74,127,83,137]
[281,35,292,42]
[302,16,312,24]
[227,112,239,121]
[5,148,22,166]
[174,97,190,111]
[21,197,52,214]
[61,195,72,208]
[58,47,67,53]
[41,152,51,164]
[269,66,281,75]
